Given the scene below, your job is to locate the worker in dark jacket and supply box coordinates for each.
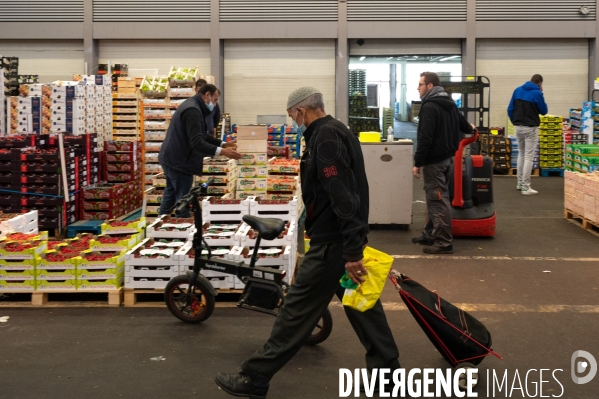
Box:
[412,72,474,254]
[195,80,221,138]
[158,84,240,217]
[215,87,400,399]
[508,74,548,196]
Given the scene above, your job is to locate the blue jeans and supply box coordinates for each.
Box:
[515,126,538,190]
[159,164,194,217]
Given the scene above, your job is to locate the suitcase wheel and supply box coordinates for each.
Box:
[455,362,478,390]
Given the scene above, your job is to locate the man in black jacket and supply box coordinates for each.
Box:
[412,72,473,254]
[215,87,400,399]
[158,84,240,217]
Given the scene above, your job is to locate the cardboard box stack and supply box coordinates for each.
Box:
[565,144,599,173]
[564,169,599,224]
[267,158,300,201]
[235,125,268,200]
[1,56,19,97]
[480,132,513,172]
[539,115,564,170]
[581,101,599,145]
[111,78,140,142]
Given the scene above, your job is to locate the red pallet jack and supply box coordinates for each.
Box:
[451,130,496,237]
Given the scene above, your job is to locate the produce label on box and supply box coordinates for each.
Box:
[237,178,267,191]
[237,153,267,165]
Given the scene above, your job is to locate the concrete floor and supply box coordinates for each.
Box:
[2,177,599,399]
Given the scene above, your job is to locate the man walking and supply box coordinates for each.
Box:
[412,72,473,254]
[508,74,548,195]
[214,87,400,398]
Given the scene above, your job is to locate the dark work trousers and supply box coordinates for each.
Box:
[158,164,194,218]
[422,157,454,249]
[241,242,400,383]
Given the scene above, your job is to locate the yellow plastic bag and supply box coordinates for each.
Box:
[341,246,394,312]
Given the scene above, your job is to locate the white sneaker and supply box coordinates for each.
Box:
[517,183,522,191]
[521,188,538,196]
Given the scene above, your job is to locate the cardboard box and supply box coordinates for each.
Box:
[237,153,268,165]
[236,125,268,140]
[237,140,267,153]
[236,178,267,191]
[237,165,268,178]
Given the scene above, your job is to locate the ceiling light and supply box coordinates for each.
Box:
[386,57,393,60]
[359,56,365,61]
[439,55,460,62]
[579,6,591,15]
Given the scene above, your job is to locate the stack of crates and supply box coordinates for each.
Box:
[349,69,366,96]
[284,127,302,158]
[479,131,511,172]
[382,107,395,135]
[236,125,268,199]
[581,102,599,145]
[565,144,599,173]
[539,116,563,170]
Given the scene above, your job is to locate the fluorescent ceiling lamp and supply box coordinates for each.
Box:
[359,56,365,61]
[439,55,460,62]
[386,57,394,60]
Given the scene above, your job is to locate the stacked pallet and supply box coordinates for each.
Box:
[236,125,268,199]
[539,116,563,171]
[564,169,599,230]
[565,144,599,173]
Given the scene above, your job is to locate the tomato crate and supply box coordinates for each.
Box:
[0,258,37,270]
[230,245,294,268]
[236,221,296,248]
[0,269,35,281]
[78,250,126,270]
[106,153,137,163]
[267,176,298,191]
[201,196,251,222]
[248,196,299,221]
[0,279,36,292]
[104,141,140,152]
[124,276,175,290]
[146,216,196,239]
[202,158,237,174]
[205,276,235,290]
[76,266,123,280]
[37,280,77,291]
[176,242,235,276]
[0,240,47,260]
[77,276,123,291]
[125,237,185,266]
[20,195,75,207]
[20,162,72,174]
[101,218,146,235]
[90,233,141,252]
[0,213,25,233]
[267,159,300,174]
[35,269,77,281]
[124,263,178,279]
[198,222,243,247]
[19,148,76,162]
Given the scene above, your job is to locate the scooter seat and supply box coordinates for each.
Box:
[242,215,286,240]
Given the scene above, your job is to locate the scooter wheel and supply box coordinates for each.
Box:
[455,362,478,390]
[304,307,333,346]
[165,274,215,323]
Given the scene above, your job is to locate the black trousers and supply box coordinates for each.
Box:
[241,242,400,383]
[422,157,454,248]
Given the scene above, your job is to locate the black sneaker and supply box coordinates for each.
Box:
[215,372,269,399]
[423,245,453,254]
[411,236,434,245]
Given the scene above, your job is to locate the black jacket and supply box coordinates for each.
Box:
[414,91,473,167]
[300,115,369,262]
[159,95,222,175]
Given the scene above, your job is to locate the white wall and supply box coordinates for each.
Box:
[98,40,211,77]
[224,40,336,125]
[0,40,84,82]
[477,39,589,127]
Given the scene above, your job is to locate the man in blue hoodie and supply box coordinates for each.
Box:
[507,74,548,196]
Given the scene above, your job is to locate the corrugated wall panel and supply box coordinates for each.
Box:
[224,40,335,124]
[476,39,588,127]
[220,1,337,22]
[93,1,210,22]
[348,0,467,21]
[477,0,596,21]
[0,40,84,81]
[98,40,211,76]
[0,1,84,22]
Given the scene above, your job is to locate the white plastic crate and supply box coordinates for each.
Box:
[124,276,174,289]
[125,264,179,278]
[230,245,293,267]
[201,196,251,222]
[248,196,299,221]
[235,221,296,248]
[146,216,196,239]
[192,222,243,247]
[125,237,183,267]
[205,276,235,290]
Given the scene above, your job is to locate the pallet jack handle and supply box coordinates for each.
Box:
[452,129,478,208]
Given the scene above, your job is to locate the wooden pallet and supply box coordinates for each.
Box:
[496,168,540,177]
[123,287,243,308]
[564,209,599,238]
[0,287,123,307]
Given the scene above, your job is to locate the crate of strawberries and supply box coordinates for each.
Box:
[230,246,293,267]
[125,237,185,267]
[37,248,80,270]
[175,242,234,277]
[198,222,242,247]
[79,250,126,270]
[0,240,48,260]
[90,233,141,252]
[146,216,196,239]
[236,221,296,248]
[101,218,146,235]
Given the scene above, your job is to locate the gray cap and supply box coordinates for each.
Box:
[286,86,322,110]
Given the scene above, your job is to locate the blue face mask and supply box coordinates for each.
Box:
[293,112,306,135]
[207,102,215,112]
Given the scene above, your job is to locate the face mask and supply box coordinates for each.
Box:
[293,111,306,135]
[207,101,215,112]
